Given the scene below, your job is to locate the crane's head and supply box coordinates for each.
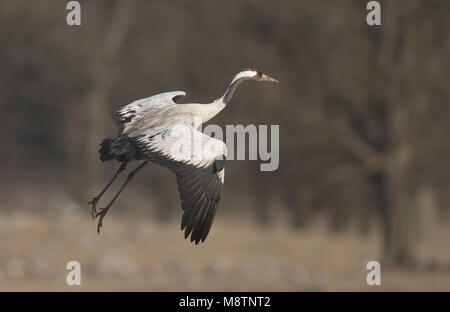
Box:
[232,68,279,84]
[221,68,278,104]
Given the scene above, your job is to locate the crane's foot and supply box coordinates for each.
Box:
[88,197,101,220]
[95,207,110,234]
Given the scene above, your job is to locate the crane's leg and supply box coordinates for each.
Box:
[96,161,148,233]
[89,161,128,219]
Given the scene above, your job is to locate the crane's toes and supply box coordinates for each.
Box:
[88,197,100,220]
[88,197,98,206]
[95,208,106,219]
[91,206,97,220]
[95,208,109,234]
[96,214,104,234]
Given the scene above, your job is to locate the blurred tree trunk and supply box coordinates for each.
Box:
[67,1,134,200]
[368,2,421,266]
[383,113,414,266]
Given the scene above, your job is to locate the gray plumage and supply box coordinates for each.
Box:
[90,69,278,244]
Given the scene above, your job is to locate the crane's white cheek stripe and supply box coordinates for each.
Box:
[231,70,257,84]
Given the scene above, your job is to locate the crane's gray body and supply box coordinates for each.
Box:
[92,69,278,244]
[113,91,225,136]
[104,91,227,168]
[99,90,228,244]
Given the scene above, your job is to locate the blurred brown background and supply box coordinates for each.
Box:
[0,0,450,291]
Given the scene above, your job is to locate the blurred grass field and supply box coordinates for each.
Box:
[1,0,449,292]
[0,209,450,291]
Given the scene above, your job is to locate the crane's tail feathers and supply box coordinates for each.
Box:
[99,137,136,162]
[99,139,115,161]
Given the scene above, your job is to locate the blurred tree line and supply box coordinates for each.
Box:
[0,0,449,267]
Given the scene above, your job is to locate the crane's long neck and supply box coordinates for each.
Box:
[220,76,246,105]
[201,74,248,123]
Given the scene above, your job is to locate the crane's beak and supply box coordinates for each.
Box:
[260,74,279,83]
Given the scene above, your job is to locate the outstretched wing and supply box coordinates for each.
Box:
[112,91,186,135]
[134,125,226,244]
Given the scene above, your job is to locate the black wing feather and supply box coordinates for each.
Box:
[133,132,225,244]
[175,162,223,244]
